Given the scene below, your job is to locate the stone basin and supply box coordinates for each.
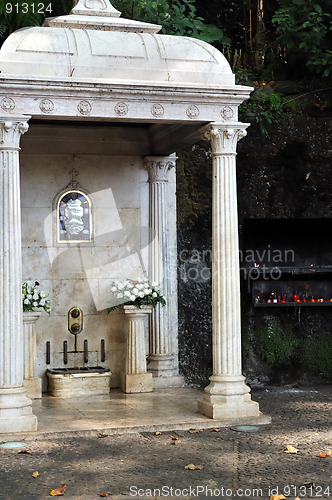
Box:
[46,367,111,397]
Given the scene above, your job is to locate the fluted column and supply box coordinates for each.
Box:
[120,306,153,393]
[144,156,176,379]
[198,123,259,419]
[23,311,42,399]
[0,116,37,433]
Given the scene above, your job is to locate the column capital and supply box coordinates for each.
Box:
[203,122,249,156]
[0,116,30,150]
[144,155,177,182]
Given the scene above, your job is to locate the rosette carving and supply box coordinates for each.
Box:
[186,105,199,119]
[151,104,164,117]
[1,98,15,112]
[114,102,128,116]
[39,99,54,114]
[77,101,92,115]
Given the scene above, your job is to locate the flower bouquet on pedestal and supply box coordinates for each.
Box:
[107,278,166,313]
[22,281,51,314]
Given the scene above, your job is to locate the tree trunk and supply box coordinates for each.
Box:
[255,0,265,69]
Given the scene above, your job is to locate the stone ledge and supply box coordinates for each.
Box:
[0,414,271,442]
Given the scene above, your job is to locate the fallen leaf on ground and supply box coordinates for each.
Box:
[189,430,200,434]
[295,497,300,500]
[270,495,286,500]
[100,494,108,497]
[18,450,32,454]
[184,464,204,470]
[301,482,315,487]
[284,445,300,454]
[319,450,331,458]
[98,433,108,438]
[209,428,220,432]
[31,471,39,478]
[155,432,161,435]
[49,483,66,496]
[171,436,178,445]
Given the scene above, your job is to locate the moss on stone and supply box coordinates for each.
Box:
[251,316,299,366]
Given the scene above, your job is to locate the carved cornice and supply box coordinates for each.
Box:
[144,155,177,182]
[203,123,249,155]
[0,116,30,150]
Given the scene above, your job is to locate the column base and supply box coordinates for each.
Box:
[24,378,42,399]
[0,387,37,433]
[153,375,185,389]
[198,374,260,420]
[120,373,153,394]
[147,354,174,378]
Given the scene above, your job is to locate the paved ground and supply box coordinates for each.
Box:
[1,386,332,499]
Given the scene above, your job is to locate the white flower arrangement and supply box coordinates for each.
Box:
[22,281,51,314]
[108,278,165,313]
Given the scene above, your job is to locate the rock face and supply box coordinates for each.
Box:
[177,110,332,386]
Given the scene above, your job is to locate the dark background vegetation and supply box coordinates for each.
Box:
[1,0,332,385]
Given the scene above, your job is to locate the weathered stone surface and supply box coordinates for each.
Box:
[250,85,276,103]
[47,372,112,397]
[273,80,307,95]
[176,110,332,386]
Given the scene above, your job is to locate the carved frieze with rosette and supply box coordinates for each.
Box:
[186,105,199,119]
[1,98,15,112]
[114,102,128,116]
[151,104,164,118]
[77,101,92,115]
[40,99,54,114]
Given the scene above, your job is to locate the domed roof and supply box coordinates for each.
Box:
[0,0,234,88]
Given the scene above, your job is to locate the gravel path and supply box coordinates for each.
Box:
[1,386,332,499]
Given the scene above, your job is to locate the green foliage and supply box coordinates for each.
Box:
[113,0,230,43]
[272,0,332,77]
[302,334,332,377]
[251,316,299,366]
[240,91,296,136]
[251,317,332,379]
[0,0,229,46]
[0,0,71,40]
[234,67,253,85]
[0,0,44,38]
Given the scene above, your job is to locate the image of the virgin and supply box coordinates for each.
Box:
[64,199,84,235]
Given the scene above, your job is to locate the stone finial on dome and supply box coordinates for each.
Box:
[42,0,160,33]
[70,0,121,17]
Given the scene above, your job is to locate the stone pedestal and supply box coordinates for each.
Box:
[47,371,112,397]
[198,123,260,420]
[145,156,183,388]
[0,117,37,433]
[121,306,153,393]
[23,311,42,399]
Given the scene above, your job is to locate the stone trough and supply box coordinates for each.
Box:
[46,367,111,397]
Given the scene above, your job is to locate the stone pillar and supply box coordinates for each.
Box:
[144,156,183,388]
[198,123,260,420]
[0,116,37,433]
[120,305,153,393]
[23,311,42,399]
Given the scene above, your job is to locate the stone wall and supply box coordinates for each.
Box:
[177,112,332,386]
[20,122,179,392]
